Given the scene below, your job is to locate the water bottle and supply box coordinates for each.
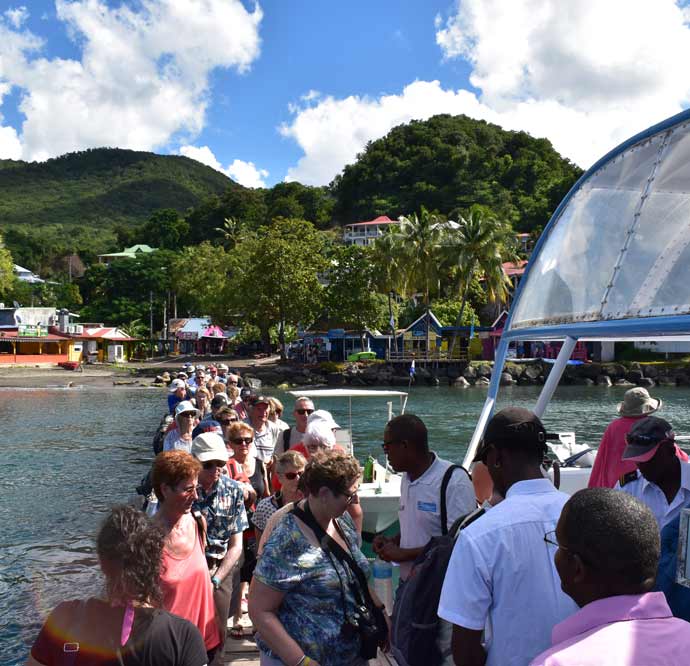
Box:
[372,557,394,615]
[363,456,374,484]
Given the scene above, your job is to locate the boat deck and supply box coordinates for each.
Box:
[221,615,397,665]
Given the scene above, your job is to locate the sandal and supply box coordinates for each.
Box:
[241,597,248,614]
[230,625,244,640]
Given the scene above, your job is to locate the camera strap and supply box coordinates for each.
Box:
[292,501,371,606]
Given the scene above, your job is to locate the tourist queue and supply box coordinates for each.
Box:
[27,377,690,666]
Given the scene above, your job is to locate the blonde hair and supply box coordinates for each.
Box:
[227,385,240,401]
[226,421,254,440]
[276,450,306,474]
[267,396,284,419]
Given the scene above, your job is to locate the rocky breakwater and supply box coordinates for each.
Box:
[242,360,690,390]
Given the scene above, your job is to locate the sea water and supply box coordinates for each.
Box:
[2,383,690,663]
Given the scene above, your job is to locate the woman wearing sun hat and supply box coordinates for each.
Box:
[589,387,688,488]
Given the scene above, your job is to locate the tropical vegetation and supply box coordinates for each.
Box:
[0,113,583,349]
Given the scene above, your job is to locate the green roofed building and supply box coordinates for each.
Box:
[98,244,157,266]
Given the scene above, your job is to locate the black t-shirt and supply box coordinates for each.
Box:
[31,598,208,666]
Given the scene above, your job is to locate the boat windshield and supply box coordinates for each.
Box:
[511,113,690,332]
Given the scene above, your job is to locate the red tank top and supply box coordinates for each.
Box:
[160,517,220,651]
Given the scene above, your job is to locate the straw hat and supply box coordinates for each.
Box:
[617,387,662,417]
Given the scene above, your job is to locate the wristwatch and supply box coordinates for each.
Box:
[211,576,221,589]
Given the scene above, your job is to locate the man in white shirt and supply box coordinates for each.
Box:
[373,414,476,581]
[248,395,281,464]
[438,407,577,666]
[615,415,690,530]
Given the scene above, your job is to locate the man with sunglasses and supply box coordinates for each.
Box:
[191,432,248,664]
[615,416,690,530]
[438,407,576,666]
[276,396,316,455]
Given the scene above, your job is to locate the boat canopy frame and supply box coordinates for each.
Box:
[463,108,690,467]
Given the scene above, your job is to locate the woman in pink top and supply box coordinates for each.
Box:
[589,388,687,488]
[151,451,221,659]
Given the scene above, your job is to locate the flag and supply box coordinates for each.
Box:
[469,319,475,340]
[409,359,415,377]
[389,313,395,330]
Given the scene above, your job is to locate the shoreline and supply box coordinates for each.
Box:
[3,358,690,391]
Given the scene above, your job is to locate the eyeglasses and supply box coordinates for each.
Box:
[544,530,594,567]
[203,460,226,469]
[283,470,304,480]
[339,488,358,504]
[231,437,253,445]
[219,418,238,425]
[179,483,200,496]
[228,381,238,386]
[296,408,314,415]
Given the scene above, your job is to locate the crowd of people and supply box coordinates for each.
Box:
[27,374,690,666]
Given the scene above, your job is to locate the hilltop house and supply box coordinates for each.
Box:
[343,216,397,246]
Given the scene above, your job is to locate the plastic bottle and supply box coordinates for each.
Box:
[363,456,374,484]
[372,557,394,615]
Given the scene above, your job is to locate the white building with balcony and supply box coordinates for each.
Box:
[343,215,397,246]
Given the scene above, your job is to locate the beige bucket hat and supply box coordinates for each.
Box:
[617,387,662,417]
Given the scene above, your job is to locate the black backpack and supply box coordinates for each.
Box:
[391,466,484,666]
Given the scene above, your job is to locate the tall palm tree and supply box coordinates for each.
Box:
[390,207,448,357]
[443,207,519,356]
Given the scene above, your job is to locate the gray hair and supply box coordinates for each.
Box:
[304,422,336,449]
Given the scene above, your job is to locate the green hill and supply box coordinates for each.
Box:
[332,114,583,231]
[0,147,237,228]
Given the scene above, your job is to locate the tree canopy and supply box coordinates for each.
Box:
[332,114,582,231]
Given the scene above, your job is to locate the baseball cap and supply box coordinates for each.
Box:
[254,395,270,406]
[240,387,254,401]
[211,394,230,410]
[307,409,340,430]
[217,363,229,371]
[473,407,548,462]
[169,378,186,393]
[191,432,229,463]
[175,400,199,418]
[622,416,675,463]
[187,365,196,373]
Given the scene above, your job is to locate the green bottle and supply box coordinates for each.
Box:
[363,456,374,483]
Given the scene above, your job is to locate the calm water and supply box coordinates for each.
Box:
[3,383,690,663]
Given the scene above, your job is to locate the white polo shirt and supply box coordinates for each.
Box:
[438,478,577,666]
[615,460,690,530]
[398,453,476,579]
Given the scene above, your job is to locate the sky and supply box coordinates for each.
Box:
[1,0,690,189]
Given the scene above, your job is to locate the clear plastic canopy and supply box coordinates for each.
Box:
[510,116,690,330]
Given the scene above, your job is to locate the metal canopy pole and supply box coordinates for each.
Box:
[534,336,577,418]
[462,337,509,468]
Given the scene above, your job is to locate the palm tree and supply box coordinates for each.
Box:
[389,207,448,357]
[214,217,244,249]
[442,207,519,356]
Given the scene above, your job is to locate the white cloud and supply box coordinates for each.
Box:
[4,6,29,29]
[179,144,268,188]
[283,0,690,185]
[0,0,263,161]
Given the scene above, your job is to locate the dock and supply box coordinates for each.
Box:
[221,614,397,665]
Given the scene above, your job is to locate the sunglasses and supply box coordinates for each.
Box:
[219,418,238,425]
[203,460,226,469]
[340,488,358,504]
[179,412,196,419]
[231,437,253,445]
[228,381,238,386]
[296,408,314,415]
[283,470,304,480]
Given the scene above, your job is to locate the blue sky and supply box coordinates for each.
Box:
[1,1,690,188]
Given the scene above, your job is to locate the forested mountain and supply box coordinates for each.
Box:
[0,147,236,227]
[332,114,583,231]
